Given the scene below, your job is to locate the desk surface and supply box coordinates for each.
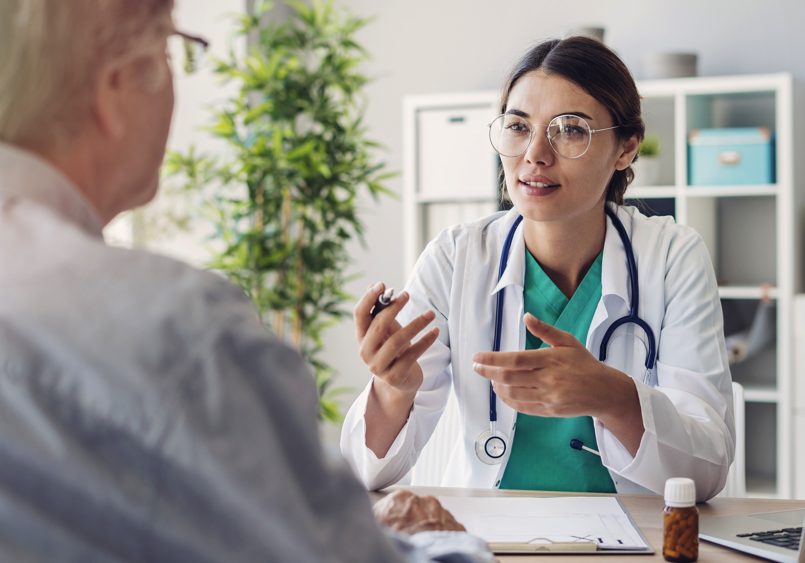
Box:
[388,486,805,562]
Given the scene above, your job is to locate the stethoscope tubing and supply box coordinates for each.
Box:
[491,214,523,423]
[488,206,657,424]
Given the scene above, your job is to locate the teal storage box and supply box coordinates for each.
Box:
[688,127,774,185]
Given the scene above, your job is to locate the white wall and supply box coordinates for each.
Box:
[320,0,805,443]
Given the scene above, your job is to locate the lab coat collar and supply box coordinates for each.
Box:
[490,208,526,296]
[489,203,631,309]
[0,142,104,238]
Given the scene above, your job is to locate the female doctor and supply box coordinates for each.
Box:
[340,37,735,501]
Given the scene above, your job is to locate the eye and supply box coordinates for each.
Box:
[560,124,586,137]
[503,120,530,135]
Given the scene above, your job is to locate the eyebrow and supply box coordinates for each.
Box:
[504,108,594,121]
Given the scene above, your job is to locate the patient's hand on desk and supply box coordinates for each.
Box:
[373,490,466,535]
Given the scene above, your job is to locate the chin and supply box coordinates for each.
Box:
[509,191,560,221]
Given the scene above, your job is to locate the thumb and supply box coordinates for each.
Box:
[524,313,581,348]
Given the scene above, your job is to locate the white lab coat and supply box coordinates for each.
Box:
[341,204,735,502]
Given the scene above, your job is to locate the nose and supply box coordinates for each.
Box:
[523,129,555,166]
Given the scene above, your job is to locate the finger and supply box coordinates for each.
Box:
[383,327,439,386]
[492,381,549,404]
[354,282,386,340]
[370,310,436,375]
[364,291,411,343]
[499,395,552,416]
[420,496,466,532]
[387,318,402,334]
[471,349,551,369]
[524,313,581,348]
[420,495,441,514]
[473,364,539,386]
[373,490,418,531]
[357,292,411,364]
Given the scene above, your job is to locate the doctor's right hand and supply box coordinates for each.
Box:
[356,283,439,458]
[354,282,440,399]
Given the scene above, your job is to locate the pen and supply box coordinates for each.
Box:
[570,438,601,457]
[370,287,395,318]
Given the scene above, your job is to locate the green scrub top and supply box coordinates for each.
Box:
[498,249,616,492]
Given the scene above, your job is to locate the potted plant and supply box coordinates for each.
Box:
[633,134,661,186]
[164,0,394,422]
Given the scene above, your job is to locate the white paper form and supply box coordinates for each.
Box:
[437,496,650,551]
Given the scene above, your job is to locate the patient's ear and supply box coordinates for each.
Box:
[93,63,127,140]
[615,135,640,171]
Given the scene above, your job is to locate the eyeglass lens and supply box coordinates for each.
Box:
[169,32,209,74]
[489,114,593,159]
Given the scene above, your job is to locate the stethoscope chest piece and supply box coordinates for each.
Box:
[474,428,508,465]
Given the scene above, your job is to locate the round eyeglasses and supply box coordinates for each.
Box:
[488,113,620,160]
[168,30,210,74]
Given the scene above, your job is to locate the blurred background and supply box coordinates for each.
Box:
[112,0,805,500]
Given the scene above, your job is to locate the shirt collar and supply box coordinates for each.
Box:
[0,142,104,238]
[489,202,631,307]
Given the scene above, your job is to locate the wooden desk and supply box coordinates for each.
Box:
[382,486,805,561]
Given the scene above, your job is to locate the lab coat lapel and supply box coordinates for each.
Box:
[587,205,631,358]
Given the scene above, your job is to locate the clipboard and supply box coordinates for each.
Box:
[436,495,655,555]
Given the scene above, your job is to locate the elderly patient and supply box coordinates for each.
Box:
[0,1,492,561]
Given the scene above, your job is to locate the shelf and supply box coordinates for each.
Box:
[626,185,779,199]
[637,73,789,98]
[684,185,778,197]
[744,386,779,403]
[416,193,495,204]
[625,186,677,199]
[718,286,778,300]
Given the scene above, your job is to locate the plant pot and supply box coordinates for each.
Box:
[633,157,661,186]
[567,26,606,43]
[640,52,698,80]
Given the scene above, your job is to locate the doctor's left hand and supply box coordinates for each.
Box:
[472,313,635,420]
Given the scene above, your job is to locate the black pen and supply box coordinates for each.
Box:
[370,287,395,318]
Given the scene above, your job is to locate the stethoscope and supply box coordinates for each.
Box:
[475,206,657,465]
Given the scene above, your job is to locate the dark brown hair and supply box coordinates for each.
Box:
[499,36,645,204]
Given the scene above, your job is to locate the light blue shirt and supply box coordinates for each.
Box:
[0,143,493,563]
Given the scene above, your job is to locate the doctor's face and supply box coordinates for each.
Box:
[500,70,635,225]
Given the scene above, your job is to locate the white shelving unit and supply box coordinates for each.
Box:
[403,73,798,498]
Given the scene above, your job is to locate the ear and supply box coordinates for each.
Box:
[614,134,640,171]
[92,63,127,140]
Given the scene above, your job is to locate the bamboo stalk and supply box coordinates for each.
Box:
[273,187,293,342]
[292,208,305,349]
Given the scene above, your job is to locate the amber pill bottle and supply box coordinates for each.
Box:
[663,477,698,562]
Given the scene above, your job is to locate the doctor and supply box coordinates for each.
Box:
[341,37,735,502]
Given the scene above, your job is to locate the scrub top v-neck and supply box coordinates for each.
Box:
[498,249,616,492]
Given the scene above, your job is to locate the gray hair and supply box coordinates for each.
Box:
[0,0,174,149]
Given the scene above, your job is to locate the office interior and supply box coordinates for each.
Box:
[117,0,805,501]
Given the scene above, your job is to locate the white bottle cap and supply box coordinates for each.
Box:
[664,477,696,507]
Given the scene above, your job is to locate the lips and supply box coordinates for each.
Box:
[518,175,561,190]
[521,180,561,188]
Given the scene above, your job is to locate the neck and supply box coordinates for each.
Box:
[522,204,607,298]
[29,138,116,226]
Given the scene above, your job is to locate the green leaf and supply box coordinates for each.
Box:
[161,0,395,425]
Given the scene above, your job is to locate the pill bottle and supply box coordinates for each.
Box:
[663,477,698,562]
